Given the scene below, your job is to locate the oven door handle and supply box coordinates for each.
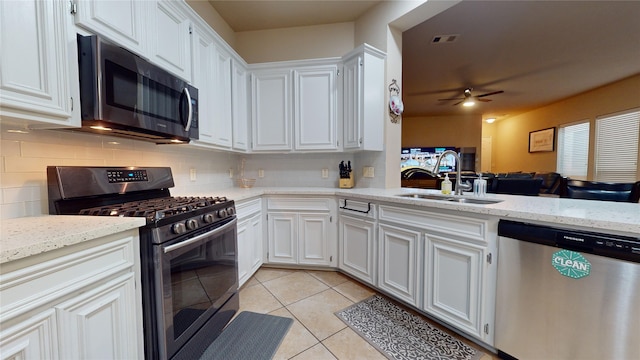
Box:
[163,218,236,254]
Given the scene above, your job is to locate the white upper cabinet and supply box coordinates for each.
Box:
[251,69,293,152]
[149,0,192,81]
[250,59,342,153]
[189,20,216,145]
[232,59,250,151]
[342,44,385,151]
[73,0,147,55]
[293,65,339,151]
[0,0,80,128]
[210,44,233,147]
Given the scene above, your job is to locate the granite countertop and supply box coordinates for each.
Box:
[183,187,640,235]
[0,215,146,264]
[3,187,638,266]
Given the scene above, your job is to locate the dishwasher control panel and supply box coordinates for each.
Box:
[499,220,640,263]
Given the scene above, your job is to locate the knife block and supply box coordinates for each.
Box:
[339,173,354,188]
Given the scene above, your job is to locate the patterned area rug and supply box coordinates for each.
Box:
[335,295,485,360]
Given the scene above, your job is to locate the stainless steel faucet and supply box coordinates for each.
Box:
[433,150,472,195]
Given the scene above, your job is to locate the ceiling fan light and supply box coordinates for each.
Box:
[463,99,475,107]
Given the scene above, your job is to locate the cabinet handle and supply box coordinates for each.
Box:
[486,253,492,264]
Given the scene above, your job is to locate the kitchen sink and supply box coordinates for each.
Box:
[396,193,503,205]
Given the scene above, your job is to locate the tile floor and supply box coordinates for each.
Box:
[236,267,497,360]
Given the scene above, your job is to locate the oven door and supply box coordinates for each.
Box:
[155,217,238,359]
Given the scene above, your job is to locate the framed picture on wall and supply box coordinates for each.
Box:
[529,127,555,152]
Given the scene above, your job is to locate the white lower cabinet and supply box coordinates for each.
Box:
[0,230,144,359]
[378,203,497,345]
[237,198,263,286]
[423,233,485,339]
[377,224,420,307]
[338,214,376,286]
[0,310,57,360]
[56,273,138,360]
[266,197,336,267]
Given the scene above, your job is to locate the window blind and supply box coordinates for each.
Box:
[595,109,640,182]
[557,121,589,179]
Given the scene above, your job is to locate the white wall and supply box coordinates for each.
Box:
[235,22,355,63]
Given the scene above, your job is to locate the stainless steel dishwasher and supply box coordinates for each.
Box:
[495,220,640,360]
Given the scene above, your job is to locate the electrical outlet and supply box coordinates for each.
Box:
[190,168,197,181]
[363,166,375,178]
[228,168,234,178]
[258,169,264,178]
[322,168,329,178]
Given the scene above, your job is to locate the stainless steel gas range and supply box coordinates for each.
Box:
[47,166,239,360]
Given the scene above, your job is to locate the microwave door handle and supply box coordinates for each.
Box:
[163,218,236,254]
[182,87,193,132]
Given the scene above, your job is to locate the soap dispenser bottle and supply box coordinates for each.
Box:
[441,173,452,195]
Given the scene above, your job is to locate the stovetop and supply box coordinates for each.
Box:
[78,196,231,223]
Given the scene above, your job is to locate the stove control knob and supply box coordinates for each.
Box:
[172,223,186,234]
[226,207,235,216]
[202,213,215,223]
[217,209,228,218]
[186,219,198,230]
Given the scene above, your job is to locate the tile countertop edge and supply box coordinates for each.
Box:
[179,187,640,234]
[0,215,146,265]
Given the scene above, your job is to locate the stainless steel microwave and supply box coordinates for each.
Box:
[77,35,198,143]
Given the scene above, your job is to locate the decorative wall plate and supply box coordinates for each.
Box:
[389,95,404,115]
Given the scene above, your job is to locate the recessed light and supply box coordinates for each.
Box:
[485,118,496,123]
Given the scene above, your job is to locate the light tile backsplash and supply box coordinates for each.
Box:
[1,126,385,219]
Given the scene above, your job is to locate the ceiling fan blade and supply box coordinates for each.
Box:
[438,97,464,101]
[476,90,504,98]
[452,100,464,106]
[477,98,492,102]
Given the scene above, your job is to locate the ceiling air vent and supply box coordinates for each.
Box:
[432,34,459,44]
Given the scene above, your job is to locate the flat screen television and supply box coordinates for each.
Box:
[401,147,457,173]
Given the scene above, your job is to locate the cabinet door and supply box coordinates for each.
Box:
[342,45,385,151]
[424,233,484,339]
[267,212,297,264]
[0,310,58,359]
[149,0,191,80]
[232,59,249,151]
[238,213,263,286]
[56,273,140,360]
[378,224,420,306]
[74,0,147,55]
[248,213,263,274]
[251,70,292,151]
[237,217,251,286]
[0,0,80,127]
[298,213,332,266]
[210,45,233,147]
[294,66,338,151]
[339,215,376,285]
[342,55,362,150]
[190,23,216,145]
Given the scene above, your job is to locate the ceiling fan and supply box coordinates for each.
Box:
[438,88,504,106]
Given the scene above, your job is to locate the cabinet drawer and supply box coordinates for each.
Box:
[0,233,136,321]
[379,205,488,243]
[236,198,262,219]
[267,197,333,211]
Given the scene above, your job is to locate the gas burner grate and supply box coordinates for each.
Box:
[78,196,228,222]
